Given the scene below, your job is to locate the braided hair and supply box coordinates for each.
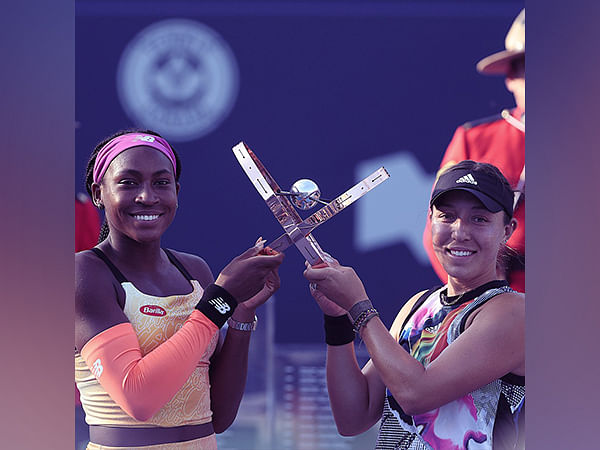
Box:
[84,129,182,243]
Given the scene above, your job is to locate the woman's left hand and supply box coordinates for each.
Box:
[230,246,281,321]
[242,266,280,310]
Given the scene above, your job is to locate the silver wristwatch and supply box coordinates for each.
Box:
[227,315,258,332]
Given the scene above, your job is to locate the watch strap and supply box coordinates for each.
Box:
[227,315,258,332]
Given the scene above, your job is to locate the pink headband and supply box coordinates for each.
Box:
[92,133,177,183]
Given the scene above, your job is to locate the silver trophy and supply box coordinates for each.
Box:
[232,142,390,265]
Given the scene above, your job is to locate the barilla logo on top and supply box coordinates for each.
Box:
[140,305,167,317]
[455,173,478,185]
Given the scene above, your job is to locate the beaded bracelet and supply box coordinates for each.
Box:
[353,309,379,333]
[352,308,379,332]
[348,299,374,323]
[323,314,355,346]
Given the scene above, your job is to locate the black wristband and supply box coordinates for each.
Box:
[323,314,355,346]
[195,283,237,328]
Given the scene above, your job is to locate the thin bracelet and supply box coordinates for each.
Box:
[354,309,379,333]
[353,308,378,331]
[348,299,374,323]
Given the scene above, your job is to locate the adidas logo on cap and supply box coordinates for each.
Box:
[455,173,477,185]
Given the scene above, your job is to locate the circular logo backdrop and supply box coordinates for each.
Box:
[117,19,239,142]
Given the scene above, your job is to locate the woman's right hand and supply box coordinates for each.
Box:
[215,239,284,304]
[303,257,369,312]
[308,268,348,316]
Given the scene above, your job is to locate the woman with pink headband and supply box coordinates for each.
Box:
[75,129,284,449]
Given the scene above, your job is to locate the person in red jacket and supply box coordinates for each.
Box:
[424,9,525,292]
[76,193,101,253]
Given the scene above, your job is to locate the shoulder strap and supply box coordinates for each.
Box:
[398,285,442,336]
[501,371,525,386]
[90,248,128,283]
[462,112,503,130]
[163,249,194,281]
[458,286,515,334]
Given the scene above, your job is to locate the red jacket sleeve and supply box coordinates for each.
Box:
[75,195,101,252]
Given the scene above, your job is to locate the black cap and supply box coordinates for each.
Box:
[430,160,514,217]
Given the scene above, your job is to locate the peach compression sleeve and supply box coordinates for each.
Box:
[81,310,219,422]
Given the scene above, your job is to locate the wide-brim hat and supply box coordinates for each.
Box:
[476,9,525,75]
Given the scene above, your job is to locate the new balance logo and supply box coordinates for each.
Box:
[134,135,156,142]
[91,358,104,378]
[455,173,477,185]
[208,297,231,314]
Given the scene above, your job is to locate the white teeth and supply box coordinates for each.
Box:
[450,250,473,257]
[134,215,159,221]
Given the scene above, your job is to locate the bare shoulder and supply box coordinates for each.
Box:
[403,289,430,313]
[167,249,214,288]
[463,291,525,375]
[75,249,128,350]
[395,289,432,321]
[484,291,525,314]
[75,250,118,305]
[389,289,430,339]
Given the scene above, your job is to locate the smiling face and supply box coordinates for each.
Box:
[92,146,179,245]
[431,190,515,293]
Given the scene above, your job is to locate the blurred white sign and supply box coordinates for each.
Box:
[355,151,434,264]
[117,19,239,142]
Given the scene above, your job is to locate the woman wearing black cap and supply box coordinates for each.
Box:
[304,160,524,450]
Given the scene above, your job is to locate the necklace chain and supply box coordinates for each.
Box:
[440,291,464,306]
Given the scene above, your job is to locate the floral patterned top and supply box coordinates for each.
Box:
[376,280,525,450]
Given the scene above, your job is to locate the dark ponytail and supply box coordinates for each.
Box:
[468,162,518,278]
